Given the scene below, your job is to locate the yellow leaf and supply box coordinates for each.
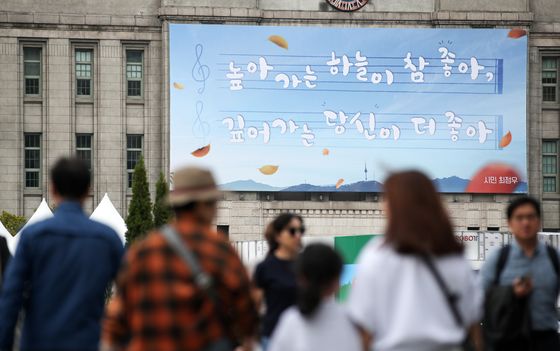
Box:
[268,35,288,50]
[173,82,184,90]
[259,165,279,175]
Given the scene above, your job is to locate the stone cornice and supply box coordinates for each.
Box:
[0,8,539,31]
[0,11,162,31]
[158,6,534,27]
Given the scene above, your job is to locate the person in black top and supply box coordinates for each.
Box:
[253,213,305,351]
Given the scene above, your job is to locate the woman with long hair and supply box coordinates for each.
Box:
[268,244,363,351]
[253,213,304,350]
[348,170,483,351]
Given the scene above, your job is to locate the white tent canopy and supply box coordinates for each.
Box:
[11,198,54,253]
[90,194,127,245]
[0,221,14,255]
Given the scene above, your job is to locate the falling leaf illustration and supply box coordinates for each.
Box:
[508,28,527,39]
[499,131,512,148]
[259,165,279,175]
[191,144,211,158]
[335,178,344,189]
[268,35,288,50]
[322,148,330,156]
[173,82,184,90]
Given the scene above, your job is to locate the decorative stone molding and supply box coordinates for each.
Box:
[0,11,162,29]
[158,6,533,27]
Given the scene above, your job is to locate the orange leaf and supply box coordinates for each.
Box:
[499,131,512,148]
[268,35,288,50]
[335,178,344,189]
[191,144,211,158]
[322,148,330,156]
[259,165,279,175]
[508,28,527,39]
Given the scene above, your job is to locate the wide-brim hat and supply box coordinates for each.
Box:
[167,166,222,207]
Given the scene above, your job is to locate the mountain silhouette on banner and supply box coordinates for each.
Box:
[220,180,283,191]
[220,177,527,193]
[283,181,383,192]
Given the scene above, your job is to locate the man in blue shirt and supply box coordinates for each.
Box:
[480,196,560,351]
[0,158,124,351]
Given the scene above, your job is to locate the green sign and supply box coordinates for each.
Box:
[335,234,382,301]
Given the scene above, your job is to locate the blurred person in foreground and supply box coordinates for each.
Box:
[0,236,10,286]
[0,157,124,351]
[348,170,483,351]
[268,243,365,351]
[253,213,304,350]
[480,196,560,351]
[102,166,258,351]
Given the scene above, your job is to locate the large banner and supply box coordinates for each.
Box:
[170,24,527,193]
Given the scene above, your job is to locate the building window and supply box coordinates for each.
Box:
[543,140,558,193]
[543,57,558,102]
[76,49,93,96]
[126,50,143,97]
[76,134,92,174]
[217,225,230,239]
[24,134,41,188]
[127,135,143,188]
[24,47,41,96]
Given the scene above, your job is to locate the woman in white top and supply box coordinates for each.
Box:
[268,244,364,351]
[348,171,483,351]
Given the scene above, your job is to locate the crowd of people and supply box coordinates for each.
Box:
[0,157,558,351]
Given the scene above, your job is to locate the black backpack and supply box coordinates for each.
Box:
[483,244,560,346]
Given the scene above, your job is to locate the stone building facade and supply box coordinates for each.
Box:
[0,0,166,216]
[1,0,559,241]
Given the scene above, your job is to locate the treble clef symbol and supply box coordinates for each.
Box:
[192,44,210,94]
[192,100,210,140]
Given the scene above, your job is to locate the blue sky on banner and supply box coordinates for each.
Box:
[170,24,527,191]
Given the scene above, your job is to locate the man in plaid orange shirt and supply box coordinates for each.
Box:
[102,167,258,351]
